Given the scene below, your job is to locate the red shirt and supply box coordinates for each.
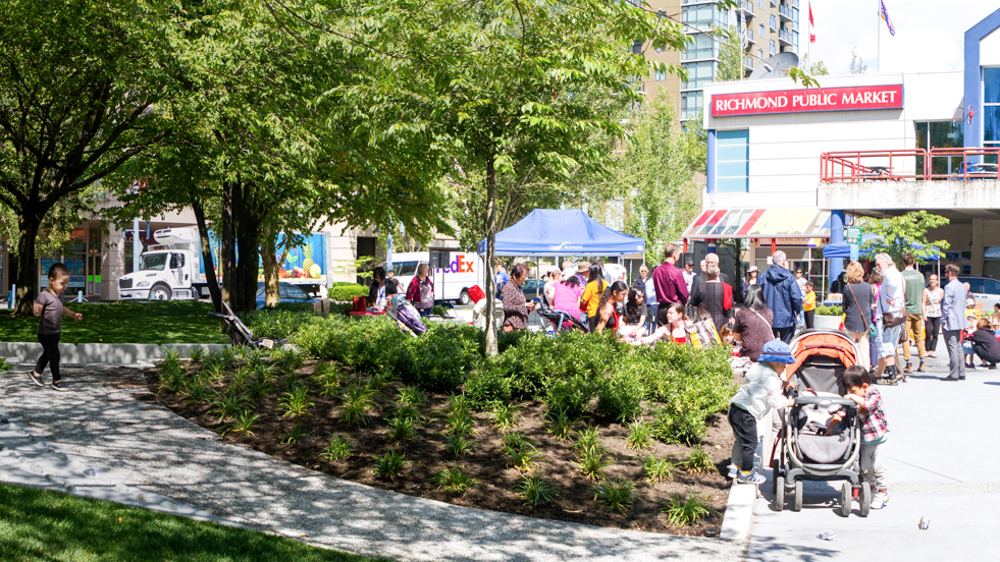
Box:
[652,261,689,305]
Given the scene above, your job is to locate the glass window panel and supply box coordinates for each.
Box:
[984,279,1000,295]
[717,177,749,193]
[717,145,749,161]
[682,33,716,60]
[682,61,715,89]
[717,129,749,144]
[965,278,984,293]
[718,161,749,177]
[985,106,1000,143]
[984,67,1000,105]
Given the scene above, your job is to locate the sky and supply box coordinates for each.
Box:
[805,0,999,75]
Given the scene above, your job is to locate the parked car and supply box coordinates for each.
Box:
[256,281,315,308]
[520,279,545,303]
[956,276,1000,310]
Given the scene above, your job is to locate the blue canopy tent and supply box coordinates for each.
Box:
[822,234,941,261]
[477,209,645,257]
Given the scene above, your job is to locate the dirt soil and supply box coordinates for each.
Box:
[146,360,735,537]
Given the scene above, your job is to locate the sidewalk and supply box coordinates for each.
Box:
[0,367,744,562]
[748,354,1000,561]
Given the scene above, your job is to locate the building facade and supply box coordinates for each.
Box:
[686,8,1000,293]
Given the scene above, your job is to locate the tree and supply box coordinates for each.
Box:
[0,0,177,315]
[859,211,950,264]
[799,54,830,76]
[850,48,867,74]
[717,27,746,82]
[619,95,701,267]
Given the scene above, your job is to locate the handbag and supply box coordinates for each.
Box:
[685,319,720,349]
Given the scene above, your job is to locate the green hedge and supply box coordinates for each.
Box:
[280,313,736,444]
[327,284,369,302]
[816,305,843,316]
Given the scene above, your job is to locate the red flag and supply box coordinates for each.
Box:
[809,2,816,43]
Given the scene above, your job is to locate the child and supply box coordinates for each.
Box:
[827,366,890,509]
[728,340,796,484]
[964,297,979,369]
[28,263,83,391]
[802,281,816,329]
[992,303,1000,331]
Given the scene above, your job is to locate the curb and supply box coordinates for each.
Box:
[0,342,227,367]
[719,412,775,541]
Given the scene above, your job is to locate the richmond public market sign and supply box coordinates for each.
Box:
[711,84,904,117]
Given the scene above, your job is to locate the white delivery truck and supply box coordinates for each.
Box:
[118,227,203,300]
[392,251,485,305]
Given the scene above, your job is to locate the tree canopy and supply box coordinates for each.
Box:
[860,211,950,264]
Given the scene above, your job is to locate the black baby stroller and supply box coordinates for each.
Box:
[208,302,288,349]
[771,329,870,517]
[537,303,589,333]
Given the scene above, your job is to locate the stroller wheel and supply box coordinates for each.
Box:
[840,483,852,517]
[859,484,872,517]
[770,459,780,496]
[792,479,803,512]
[774,476,785,511]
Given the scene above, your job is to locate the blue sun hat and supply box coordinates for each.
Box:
[758,340,796,364]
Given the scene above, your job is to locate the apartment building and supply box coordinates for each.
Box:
[641,0,801,122]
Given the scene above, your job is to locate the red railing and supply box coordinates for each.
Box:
[820,147,1000,182]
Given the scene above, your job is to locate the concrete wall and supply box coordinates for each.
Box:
[817,179,1000,212]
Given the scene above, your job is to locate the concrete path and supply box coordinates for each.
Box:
[0,367,745,562]
[748,353,1000,561]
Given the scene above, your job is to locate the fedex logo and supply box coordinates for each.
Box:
[438,254,476,274]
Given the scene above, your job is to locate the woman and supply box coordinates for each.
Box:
[802,280,816,329]
[405,263,434,318]
[594,281,628,334]
[501,263,537,331]
[841,261,875,371]
[968,317,1000,368]
[550,275,584,322]
[742,266,759,301]
[923,273,944,358]
[688,264,733,333]
[636,302,689,344]
[580,264,608,332]
[868,270,883,371]
[733,285,774,362]
[618,287,647,340]
[367,267,396,311]
[543,268,562,306]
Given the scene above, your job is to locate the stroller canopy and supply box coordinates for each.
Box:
[788,330,859,392]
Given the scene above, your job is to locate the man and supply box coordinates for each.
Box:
[760,250,802,344]
[385,270,400,294]
[575,261,590,286]
[682,260,696,294]
[494,263,509,299]
[900,253,927,373]
[689,254,730,303]
[794,268,808,327]
[940,263,969,382]
[652,244,688,306]
[561,261,576,280]
[874,253,905,382]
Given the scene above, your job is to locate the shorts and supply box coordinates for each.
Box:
[879,321,901,359]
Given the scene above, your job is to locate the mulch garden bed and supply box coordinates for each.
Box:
[146,358,735,537]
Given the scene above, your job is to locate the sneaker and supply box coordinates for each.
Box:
[737,470,766,485]
[49,381,69,392]
[28,371,45,387]
[728,466,738,480]
[990,364,998,370]
[870,491,890,509]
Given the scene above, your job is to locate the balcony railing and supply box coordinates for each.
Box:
[742,1,755,16]
[779,4,793,20]
[778,29,792,44]
[820,148,1000,182]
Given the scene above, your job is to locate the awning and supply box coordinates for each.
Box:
[683,208,832,240]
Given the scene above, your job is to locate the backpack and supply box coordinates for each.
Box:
[416,279,434,310]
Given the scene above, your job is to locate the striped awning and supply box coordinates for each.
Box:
[683,208,832,240]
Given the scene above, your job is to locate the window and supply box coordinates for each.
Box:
[758,24,765,38]
[985,67,1000,145]
[770,14,777,31]
[682,33,717,60]
[655,69,667,81]
[758,48,764,61]
[964,278,985,294]
[632,40,643,55]
[682,4,726,30]
[758,0,763,7]
[681,91,703,120]
[682,61,716,90]
[169,254,184,269]
[769,40,775,55]
[716,129,750,193]
[984,279,1000,295]
[915,121,966,174]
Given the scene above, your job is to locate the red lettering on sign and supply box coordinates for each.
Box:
[711,84,903,117]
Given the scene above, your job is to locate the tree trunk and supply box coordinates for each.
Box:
[260,232,280,308]
[234,184,261,313]
[13,213,41,317]
[484,155,499,357]
[221,181,237,308]
[192,198,222,313]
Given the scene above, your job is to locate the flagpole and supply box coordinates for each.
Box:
[877,0,881,73]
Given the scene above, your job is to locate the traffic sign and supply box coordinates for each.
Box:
[845,227,862,245]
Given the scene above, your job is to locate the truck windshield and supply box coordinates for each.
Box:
[140,253,169,271]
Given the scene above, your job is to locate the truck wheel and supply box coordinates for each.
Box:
[458,290,470,306]
[149,284,172,301]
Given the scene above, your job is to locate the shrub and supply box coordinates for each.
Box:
[652,405,708,446]
[443,433,474,459]
[431,304,450,317]
[327,283,369,302]
[240,307,322,341]
[491,404,520,430]
[463,367,512,411]
[279,385,315,418]
[219,410,259,437]
[386,415,418,443]
[488,332,620,399]
[373,449,408,481]
[642,455,674,484]
[291,316,406,375]
[596,371,643,422]
[593,479,635,515]
[209,387,248,423]
[444,410,475,437]
[502,432,541,472]
[683,445,716,475]
[393,324,482,392]
[545,376,594,419]
[545,409,576,441]
[320,435,352,461]
[815,305,843,316]
[396,386,425,409]
[576,448,611,481]
[625,420,654,452]
[280,422,310,446]
[662,493,713,526]
[341,385,377,427]
[515,471,556,507]
[433,465,477,494]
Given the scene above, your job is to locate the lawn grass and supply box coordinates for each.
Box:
[0,483,387,562]
[0,301,229,344]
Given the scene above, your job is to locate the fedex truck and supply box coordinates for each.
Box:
[392,251,485,305]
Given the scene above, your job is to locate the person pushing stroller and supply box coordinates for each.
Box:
[728,340,797,484]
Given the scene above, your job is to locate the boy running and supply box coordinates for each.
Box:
[28,263,83,391]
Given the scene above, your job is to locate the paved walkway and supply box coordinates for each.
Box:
[748,353,1000,561]
[0,367,744,562]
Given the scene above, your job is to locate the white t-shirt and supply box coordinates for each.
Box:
[880,266,905,316]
